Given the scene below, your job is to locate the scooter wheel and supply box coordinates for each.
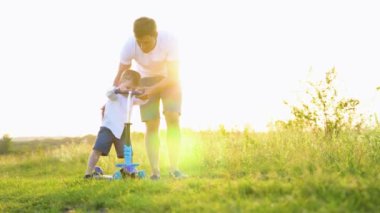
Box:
[137,170,146,179]
[113,170,123,180]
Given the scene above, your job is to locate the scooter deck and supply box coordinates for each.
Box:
[93,175,114,180]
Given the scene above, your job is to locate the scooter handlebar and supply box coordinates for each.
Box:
[114,89,144,96]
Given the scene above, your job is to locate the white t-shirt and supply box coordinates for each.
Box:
[101,88,147,139]
[120,31,179,78]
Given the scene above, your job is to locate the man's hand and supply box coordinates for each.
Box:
[134,88,146,98]
[137,86,155,100]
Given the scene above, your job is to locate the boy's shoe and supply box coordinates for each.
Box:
[150,174,160,181]
[94,166,104,175]
[169,170,188,179]
[83,174,93,179]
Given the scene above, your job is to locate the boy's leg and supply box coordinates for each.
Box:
[85,150,102,175]
[85,127,115,176]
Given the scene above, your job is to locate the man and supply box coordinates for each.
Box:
[113,17,186,180]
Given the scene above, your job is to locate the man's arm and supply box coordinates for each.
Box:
[113,63,131,86]
[146,61,180,96]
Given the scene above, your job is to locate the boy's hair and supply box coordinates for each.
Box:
[133,17,157,38]
[120,69,141,86]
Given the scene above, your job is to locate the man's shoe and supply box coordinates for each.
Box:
[150,174,160,181]
[169,170,188,179]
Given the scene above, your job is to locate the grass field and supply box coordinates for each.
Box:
[0,128,379,212]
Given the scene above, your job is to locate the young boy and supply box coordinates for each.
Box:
[84,69,144,179]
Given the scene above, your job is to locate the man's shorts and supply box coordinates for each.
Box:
[93,127,126,158]
[139,76,182,122]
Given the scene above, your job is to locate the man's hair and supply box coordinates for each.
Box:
[133,17,157,38]
[120,69,141,86]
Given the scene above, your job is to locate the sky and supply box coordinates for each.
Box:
[0,0,379,137]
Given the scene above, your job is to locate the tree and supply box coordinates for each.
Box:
[0,134,12,154]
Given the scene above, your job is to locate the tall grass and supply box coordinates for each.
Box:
[0,129,379,212]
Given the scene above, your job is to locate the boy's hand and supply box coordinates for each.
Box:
[101,105,105,119]
[117,88,129,94]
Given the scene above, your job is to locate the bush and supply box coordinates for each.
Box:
[0,134,12,154]
[282,68,364,138]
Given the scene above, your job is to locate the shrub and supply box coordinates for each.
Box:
[282,68,364,138]
[0,134,12,154]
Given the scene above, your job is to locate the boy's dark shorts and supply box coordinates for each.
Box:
[93,127,125,158]
[139,76,182,122]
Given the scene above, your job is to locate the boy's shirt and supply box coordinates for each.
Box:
[101,87,146,139]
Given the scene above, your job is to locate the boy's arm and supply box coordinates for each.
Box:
[102,62,131,119]
[113,63,132,86]
[106,87,118,101]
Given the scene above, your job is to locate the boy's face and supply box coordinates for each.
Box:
[119,75,137,90]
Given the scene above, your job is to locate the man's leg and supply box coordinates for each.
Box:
[145,119,161,177]
[139,77,162,178]
[161,82,185,178]
[165,112,181,172]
